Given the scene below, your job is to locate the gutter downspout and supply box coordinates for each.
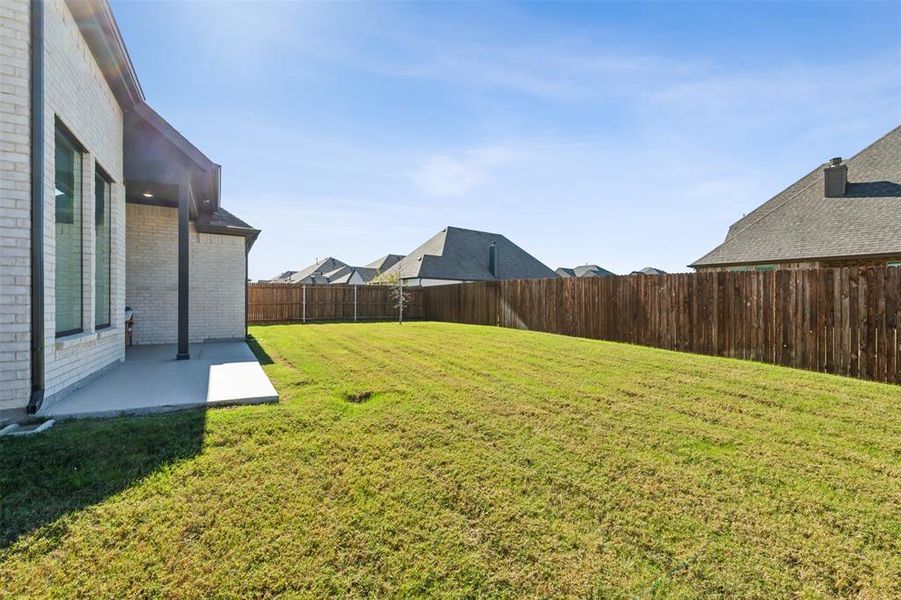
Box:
[244,243,249,338]
[27,0,45,414]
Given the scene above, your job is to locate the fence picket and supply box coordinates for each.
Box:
[248,267,901,384]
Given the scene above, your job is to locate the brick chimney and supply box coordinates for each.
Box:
[824,157,847,197]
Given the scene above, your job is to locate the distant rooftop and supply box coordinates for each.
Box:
[382,226,556,282]
[556,264,615,278]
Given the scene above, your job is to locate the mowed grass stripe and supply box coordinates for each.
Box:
[223,322,900,592]
[234,324,900,592]
[1,322,899,597]
[314,324,895,482]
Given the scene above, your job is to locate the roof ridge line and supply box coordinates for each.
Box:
[716,171,823,247]
[717,123,901,245]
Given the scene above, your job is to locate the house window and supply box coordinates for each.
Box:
[54,124,83,337]
[888,262,901,268]
[95,167,112,329]
[755,264,776,272]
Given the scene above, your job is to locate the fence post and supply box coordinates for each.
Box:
[354,285,358,322]
[302,284,306,324]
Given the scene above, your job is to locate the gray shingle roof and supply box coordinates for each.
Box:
[270,270,297,282]
[381,226,556,282]
[194,207,260,249]
[630,267,667,275]
[285,257,347,283]
[352,267,379,283]
[556,264,615,277]
[365,254,404,272]
[329,267,379,284]
[692,125,901,267]
[322,265,352,281]
[273,257,389,284]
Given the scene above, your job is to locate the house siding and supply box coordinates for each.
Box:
[695,255,901,273]
[0,0,32,411]
[125,203,246,345]
[42,0,126,402]
[817,256,901,269]
[695,262,816,273]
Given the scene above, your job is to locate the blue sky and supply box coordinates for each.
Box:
[112,1,901,279]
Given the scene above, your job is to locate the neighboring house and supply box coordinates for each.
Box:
[268,254,403,285]
[365,254,404,273]
[281,257,347,284]
[379,226,557,286]
[329,267,378,285]
[556,264,616,278]
[332,255,404,284]
[320,264,353,283]
[691,125,901,271]
[269,270,298,283]
[630,267,667,276]
[330,254,404,284]
[267,254,402,285]
[0,0,259,415]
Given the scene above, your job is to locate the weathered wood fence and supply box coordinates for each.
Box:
[249,268,901,383]
[248,283,424,323]
[420,267,901,384]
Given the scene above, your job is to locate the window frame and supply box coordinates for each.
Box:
[54,119,86,338]
[94,163,113,330]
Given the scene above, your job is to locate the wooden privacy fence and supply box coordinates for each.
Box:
[248,283,424,323]
[420,267,901,384]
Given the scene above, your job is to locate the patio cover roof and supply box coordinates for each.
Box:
[67,0,259,247]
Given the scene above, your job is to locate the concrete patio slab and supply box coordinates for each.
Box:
[38,342,278,420]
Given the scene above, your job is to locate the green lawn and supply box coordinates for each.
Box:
[2,322,899,598]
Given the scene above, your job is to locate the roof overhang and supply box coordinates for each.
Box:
[65,0,144,108]
[123,105,220,215]
[196,210,261,251]
[69,0,260,250]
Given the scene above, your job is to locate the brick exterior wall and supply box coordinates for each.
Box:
[190,223,247,342]
[126,203,246,345]
[0,0,32,411]
[1,0,249,411]
[39,0,126,405]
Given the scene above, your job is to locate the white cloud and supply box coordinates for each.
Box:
[175,4,899,279]
[414,155,486,196]
[412,144,526,196]
[352,36,704,102]
[649,60,901,125]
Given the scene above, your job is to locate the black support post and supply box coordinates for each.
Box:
[176,183,190,359]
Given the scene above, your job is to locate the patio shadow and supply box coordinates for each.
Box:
[0,408,205,548]
[246,334,274,365]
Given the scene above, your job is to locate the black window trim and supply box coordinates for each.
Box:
[54,118,85,339]
[94,162,113,330]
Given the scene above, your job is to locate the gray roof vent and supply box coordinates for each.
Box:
[824,156,847,198]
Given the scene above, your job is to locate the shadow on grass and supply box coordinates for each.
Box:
[245,334,274,365]
[0,409,205,548]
